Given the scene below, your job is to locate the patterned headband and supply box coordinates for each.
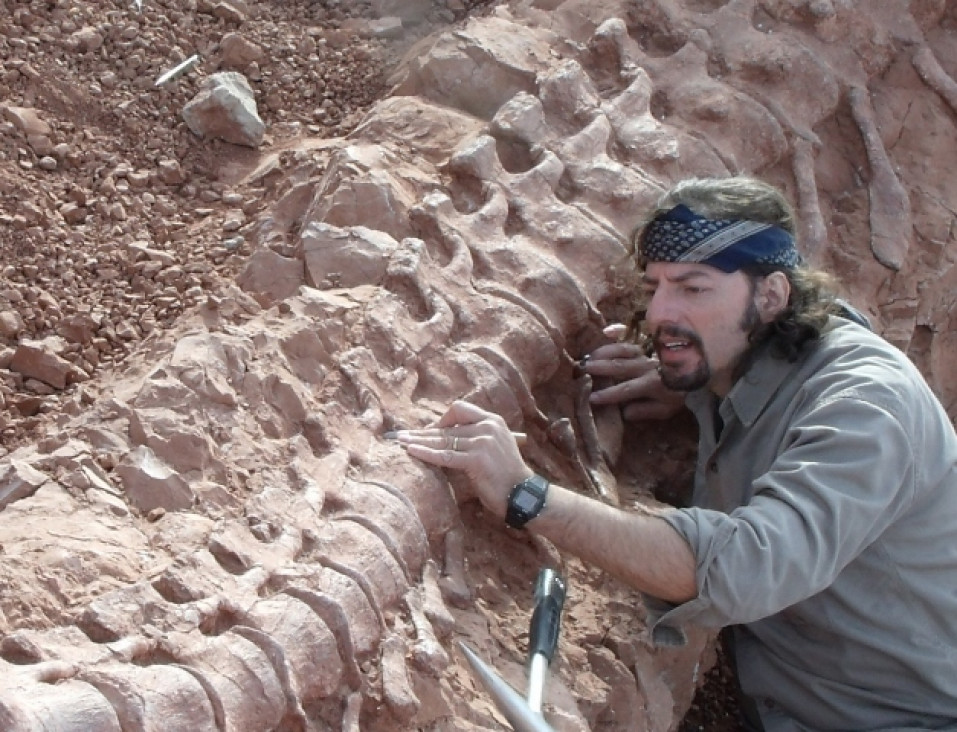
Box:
[641,204,800,273]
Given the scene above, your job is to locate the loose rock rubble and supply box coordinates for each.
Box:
[0,0,499,450]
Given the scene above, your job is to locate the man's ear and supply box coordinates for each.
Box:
[755,271,791,322]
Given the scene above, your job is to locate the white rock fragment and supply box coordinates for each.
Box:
[182,71,265,148]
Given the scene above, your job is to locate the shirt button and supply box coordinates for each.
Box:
[708,459,718,472]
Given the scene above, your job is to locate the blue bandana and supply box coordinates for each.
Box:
[642,204,800,272]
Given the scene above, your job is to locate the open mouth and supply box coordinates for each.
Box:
[653,328,702,365]
[659,338,692,351]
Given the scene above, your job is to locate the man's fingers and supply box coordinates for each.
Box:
[585,357,658,380]
[589,372,660,404]
[586,342,645,361]
[434,399,493,428]
[403,442,470,468]
[395,428,467,448]
[582,343,657,381]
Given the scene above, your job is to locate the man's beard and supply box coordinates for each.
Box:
[655,300,761,392]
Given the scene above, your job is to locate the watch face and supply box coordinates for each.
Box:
[507,476,548,529]
[513,489,541,512]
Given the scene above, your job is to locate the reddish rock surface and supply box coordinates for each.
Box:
[1,1,955,730]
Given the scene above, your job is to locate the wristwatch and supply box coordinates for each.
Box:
[505,474,549,529]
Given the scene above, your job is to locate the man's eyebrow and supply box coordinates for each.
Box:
[641,269,713,284]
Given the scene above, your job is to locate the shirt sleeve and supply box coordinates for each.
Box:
[653,392,918,635]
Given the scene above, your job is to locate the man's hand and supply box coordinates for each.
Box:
[583,325,687,421]
[393,401,532,518]
[395,399,698,603]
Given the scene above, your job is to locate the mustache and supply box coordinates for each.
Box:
[652,325,703,349]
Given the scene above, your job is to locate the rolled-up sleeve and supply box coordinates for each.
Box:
[650,392,918,643]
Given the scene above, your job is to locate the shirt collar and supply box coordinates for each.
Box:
[686,332,825,428]
[724,344,798,427]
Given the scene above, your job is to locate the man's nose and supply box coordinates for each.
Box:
[644,288,677,328]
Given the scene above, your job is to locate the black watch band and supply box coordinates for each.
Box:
[505,474,549,529]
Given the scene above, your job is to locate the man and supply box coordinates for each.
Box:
[395,177,957,730]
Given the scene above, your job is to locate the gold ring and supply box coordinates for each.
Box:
[452,437,459,451]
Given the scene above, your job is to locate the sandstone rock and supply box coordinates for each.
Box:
[0,460,47,510]
[1,105,51,136]
[372,0,431,24]
[368,17,404,39]
[302,223,397,289]
[391,16,555,119]
[0,310,24,339]
[9,338,76,389]
[237,247,304,304]
[182,72,265,148]
[27,134,54,156]
[128,407,216,473]
[59,201,88,225]
[69,26,104,53]
[56,314,100,344]
[156,159,186,186]
[114,445,194,513]
[211,2,245,24]
[220,32,265,69]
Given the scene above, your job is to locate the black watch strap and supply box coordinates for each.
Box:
[506,474,549,529]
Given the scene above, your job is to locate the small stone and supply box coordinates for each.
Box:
[70,26,104,52]
[59,202,88,225]
[212,2,245,23]
[2,106,51,136]
[220,32,264,68]
[222,210,244,231]
[27,134,54,156]
[0,311,24,339]
[157,159,186,186]
[38,156,57,171]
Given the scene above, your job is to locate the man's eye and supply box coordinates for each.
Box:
[683,286,703,294]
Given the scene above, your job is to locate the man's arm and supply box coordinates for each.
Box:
[395,400,698,604]
[528,484,697,603]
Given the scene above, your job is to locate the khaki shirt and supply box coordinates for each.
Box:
[657,317,957,730]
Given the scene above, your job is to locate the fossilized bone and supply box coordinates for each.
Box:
[2,2,955,730]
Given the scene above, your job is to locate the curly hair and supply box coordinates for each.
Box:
[626,176,843,360]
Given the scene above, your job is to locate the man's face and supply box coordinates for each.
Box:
[642,262,761,397]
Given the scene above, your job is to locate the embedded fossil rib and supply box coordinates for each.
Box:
[848,85,913,271]
[913,46,957,116]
